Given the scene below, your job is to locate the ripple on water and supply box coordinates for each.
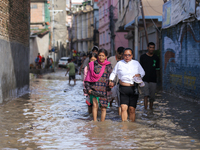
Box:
[0,74,199,149]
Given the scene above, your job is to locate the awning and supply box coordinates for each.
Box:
[124,16,162,30]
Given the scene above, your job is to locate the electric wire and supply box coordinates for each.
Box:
[143,1,162,33]
[145,0,163,15]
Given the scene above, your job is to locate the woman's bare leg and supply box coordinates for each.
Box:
[121,104,128,121]
[92,97,98,121]
[129,106,136,122]
[101,107,106,121]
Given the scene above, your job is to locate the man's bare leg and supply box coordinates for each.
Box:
[144,96,148,109]
[129,106,136,122]
[101,107,106,121]
[74,79,76,85]
[92,98,98,121]
[121,104,128,121]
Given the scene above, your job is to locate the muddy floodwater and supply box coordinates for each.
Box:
[0,71,200,150]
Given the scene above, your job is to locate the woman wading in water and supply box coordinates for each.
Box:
[83,52,98,114]
[109,48,145,122]
[84,49,112,121]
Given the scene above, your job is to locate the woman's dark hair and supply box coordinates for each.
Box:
[123,48,133,54]
[117,46,125,54]
[89,52,98,59]
[91,46,99,52]
[98,48,108,56]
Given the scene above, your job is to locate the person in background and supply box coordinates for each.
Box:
[35,56,39,69]
[140,42,160,110]
[79,53,87,79]
[84,49,112,122]
[109,48,145,122]
[46,56,50,69]
[50,58,53,68]
[41,55,45,69]
[37,53,42,69]
[65,58,76,85]
[108,46,124,115]
[83,52,98,114]
[79,46,99,80]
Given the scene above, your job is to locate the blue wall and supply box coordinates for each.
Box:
[162,21,200,99]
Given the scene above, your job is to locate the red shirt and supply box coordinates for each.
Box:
[38,55,42,63]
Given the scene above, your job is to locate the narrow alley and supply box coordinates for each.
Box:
[0,70,199,149]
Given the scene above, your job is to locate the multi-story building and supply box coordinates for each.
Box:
[115,0,163,59]
[92,0,99,46]
[98,0,128,56]
[30,0,50,32]
[0,0,30,103]
[71,2,94,53]
[30,0,51,66]
[50,0,67,60]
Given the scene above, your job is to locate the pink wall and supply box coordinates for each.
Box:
[98,0,128,55]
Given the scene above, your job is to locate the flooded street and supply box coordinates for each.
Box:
[0,70,200,150]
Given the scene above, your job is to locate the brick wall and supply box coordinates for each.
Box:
[162,21,200,99]
[0,0,30,46]
[0,0,30,103]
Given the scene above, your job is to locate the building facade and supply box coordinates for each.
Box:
[0,0,30,103]
[30,0,51,66]
[115,0,162,59]
[98,0,128,56]
[162,0,200,99]
[71,3,94,53]
[30,0,50,31]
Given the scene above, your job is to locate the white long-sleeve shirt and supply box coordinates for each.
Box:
[109,60,145,84]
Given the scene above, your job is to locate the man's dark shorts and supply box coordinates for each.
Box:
[69,75,75,80]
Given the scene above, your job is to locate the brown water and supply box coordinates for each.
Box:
[0,71,200,150]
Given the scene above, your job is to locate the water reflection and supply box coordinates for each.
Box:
[0,72,199,149]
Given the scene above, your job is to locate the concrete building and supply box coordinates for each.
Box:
[98,0,128,56]
[30,0,50,32]
[0,0,30,103]
[50,0,67,60]
[92,0,99,46]
[71,2,94,53]
[162,1,200,99]
[115,0,162,59]
[30,0,51,67]
[67,0,83,54]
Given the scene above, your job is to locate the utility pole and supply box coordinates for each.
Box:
[140,0,149,47]
[134,0,139,60]
[109,5,115,56]
[70,0,73,58]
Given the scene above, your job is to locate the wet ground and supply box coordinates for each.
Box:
[0,70,200,150]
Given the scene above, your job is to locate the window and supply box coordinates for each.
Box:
[31,4,38,9]
[103,32,105,44]
[107,30,109,43]
[129,0,132,11]
[119,0,121,12]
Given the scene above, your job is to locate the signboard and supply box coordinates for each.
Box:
[196,6,200,20]
[162,0,195,28]
[162,1,171,28]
